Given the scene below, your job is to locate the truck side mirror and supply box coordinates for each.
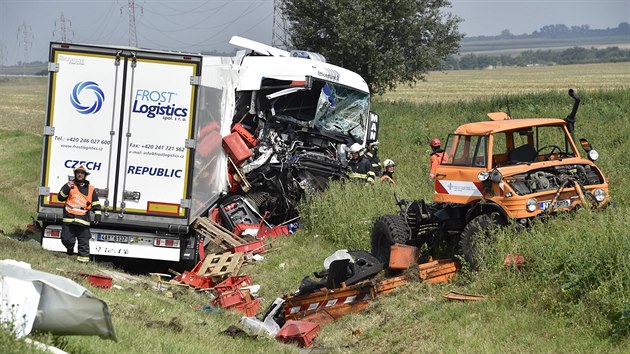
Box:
[366,111,379,143]
[579,138,599,161]
[579,138,592,152]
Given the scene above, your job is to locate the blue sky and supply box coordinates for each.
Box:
[0,0,628,66]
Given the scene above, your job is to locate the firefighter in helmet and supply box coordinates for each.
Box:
[380,159,396,185]
[57,164,101,263]
[429,138,447,180]
[365,141,382,177]
[347,143,376,184]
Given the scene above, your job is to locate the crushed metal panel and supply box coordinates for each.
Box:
[0,259,116,340]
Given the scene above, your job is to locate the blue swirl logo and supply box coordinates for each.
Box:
[70,81,105,115]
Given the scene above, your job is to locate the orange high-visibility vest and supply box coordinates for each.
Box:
[380,175,396,185]
[430,151,445,176]
[64,185,94,216]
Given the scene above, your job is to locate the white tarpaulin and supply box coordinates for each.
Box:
[0,260,116,340]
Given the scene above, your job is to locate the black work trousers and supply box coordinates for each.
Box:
[61,223,91,257]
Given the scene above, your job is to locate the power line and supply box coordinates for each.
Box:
[137,0,267,50]
[0,42,7,74]
[80,1,117,43]
[272,0,291,49]
[142,1,232,33]
[53,12,74,43]
[17,21,34,73]
[143,0,218,17]
[121,0,143,47]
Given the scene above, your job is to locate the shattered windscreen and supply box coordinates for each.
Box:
[313,81,370,143]
[267,79,370,142]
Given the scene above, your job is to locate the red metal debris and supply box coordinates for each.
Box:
[257,225,290,240]
[213,289,249,308]
[227,240,266,254]
[222,132,253,165]
[276,320,320,348]
[78,273,113,289]
[213,275,252,295]
[234,298,261,317]
[504,253,525,270]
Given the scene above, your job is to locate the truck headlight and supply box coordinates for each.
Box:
[593,188,606,202]
[477,171,489,181]
[526,198,537,212]
[588,150,599,161]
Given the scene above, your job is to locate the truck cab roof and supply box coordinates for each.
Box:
[455,118,566,135]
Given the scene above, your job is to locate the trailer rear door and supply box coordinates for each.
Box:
[116,55,199,217]
[41,44,201,221]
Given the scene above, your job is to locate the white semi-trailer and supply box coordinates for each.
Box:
[38,37,376,264]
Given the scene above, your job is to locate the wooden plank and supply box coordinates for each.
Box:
[443,291,487,301]
[198,252,244,278]
[197,253,220,275]
[192,217,244,250]
[209,253,244,278]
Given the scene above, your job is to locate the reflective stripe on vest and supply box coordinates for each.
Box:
[349,172,368,180]
[62,217,91,226]
[65,185,94,216]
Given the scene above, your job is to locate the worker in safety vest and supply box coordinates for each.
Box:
[380,159,396,185]
[347,143,376,184]
[365,141,381,177]
[429,138,447,180]
[57,164,101,263]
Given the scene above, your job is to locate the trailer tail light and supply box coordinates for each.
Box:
[154,238,180,248]
[224,202,238,212]
[45,229,61,238]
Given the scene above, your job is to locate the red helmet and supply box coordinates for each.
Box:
[430,138,441,147]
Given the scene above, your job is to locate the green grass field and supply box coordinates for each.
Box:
[382,62,630,103]
[1,63,629,352]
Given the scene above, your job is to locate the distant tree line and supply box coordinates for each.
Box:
[441,46,630,70]
[464,22,630,41]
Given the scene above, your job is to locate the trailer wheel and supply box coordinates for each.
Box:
[458,212,506,270]
[371,214,412,264]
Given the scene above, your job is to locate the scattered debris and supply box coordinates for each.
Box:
[275,320,320,348]
[193,217,248,251]
[99,269,145,284]
[214,275,252,295]
[240,297,285,337]
[0,259,116,340]
[418,259,459,284]
[228,240,266,255]
[212,289,261,317]
[443,291,487,301]
[504,253,525,270]
[77,273,113,289]
[389,244,419,270]
[240,315,281,337]
[149,273,172,282]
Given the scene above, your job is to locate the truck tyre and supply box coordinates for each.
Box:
[371,214,412,264]
[458,212,506,270]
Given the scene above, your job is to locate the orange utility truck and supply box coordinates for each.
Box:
[371,90,610,268]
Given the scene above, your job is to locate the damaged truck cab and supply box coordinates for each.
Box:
[371,90,609,268]
[222,37,376,226]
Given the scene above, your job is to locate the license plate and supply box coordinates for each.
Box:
[92,244,130,256]
[539,199,571,211]
[97,233,129,243]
